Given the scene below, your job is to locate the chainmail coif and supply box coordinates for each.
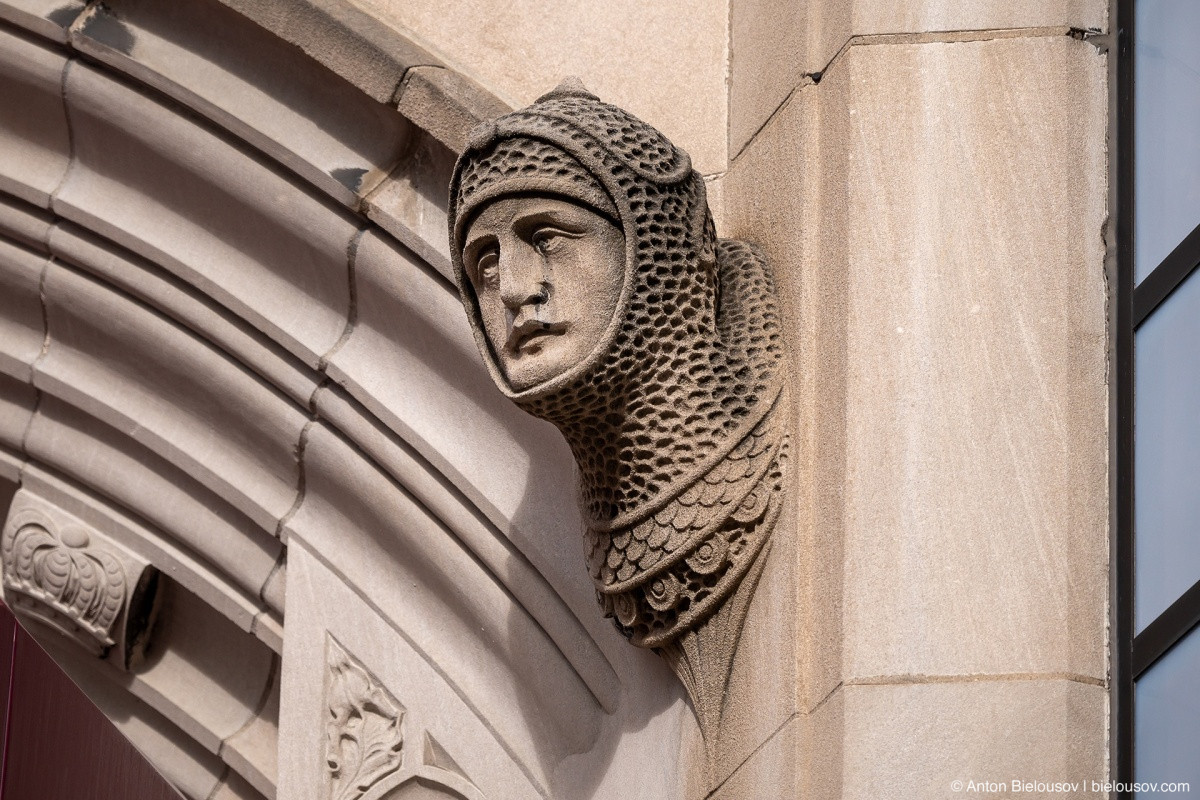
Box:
[449,80,789,647]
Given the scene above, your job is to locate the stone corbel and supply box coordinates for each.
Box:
[1,490,160,670]
[447,78,791,763]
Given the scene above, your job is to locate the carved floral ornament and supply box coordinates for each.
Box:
[326,637,405,800]
[324,636,480,800]
[0,497,160,667]
[3,520,126,655]
[448,79,790,740]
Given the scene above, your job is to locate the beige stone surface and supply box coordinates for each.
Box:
[708,689,843,800]
[220,662,280,798]
[129,579,276,756]
[0,236,46,382]
[396,65,511,154]
[706,506,803,787]
[362,131,457,281]
[37,262,309,534]
[309,382,625,708]
[48,223,319,408]
[55,64,357,368]
[0,191,52,253]
[834,36,1108,681]
[279,541,571,800]
[0,372,35,454]
[284,423,691,799]
[21,465,270,634]
[727,35,1108,690]
[75,0,415,209]
[356,0,730,174]
[24,395,283,604]
[842,679,1106,799]
[215,0,436,104]
[729,0,1107,156]
[723,57,847,718]
[0,28,70,207]
[853,1,1105,38]
[0,0,83,42]
[284,421,604,772]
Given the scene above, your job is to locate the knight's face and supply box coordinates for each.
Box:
[462,196,625,391]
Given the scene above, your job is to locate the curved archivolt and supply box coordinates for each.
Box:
[0,2,686,798]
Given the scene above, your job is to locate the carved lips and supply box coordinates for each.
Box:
[505,317,567,355]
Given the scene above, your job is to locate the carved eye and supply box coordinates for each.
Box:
[475,248,500,289]
[532,228,568,255]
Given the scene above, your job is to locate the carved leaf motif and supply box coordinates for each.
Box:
[325,637,404,800]
[2,522,127,655]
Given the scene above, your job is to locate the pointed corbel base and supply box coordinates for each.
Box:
[659,541,774,788]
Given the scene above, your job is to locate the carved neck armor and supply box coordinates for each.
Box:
[449,83,788,647]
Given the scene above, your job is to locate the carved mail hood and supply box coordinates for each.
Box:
[448,80,792,753]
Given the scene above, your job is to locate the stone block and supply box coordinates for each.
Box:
[362,132,456,281]
[723,75,847,716]
[841,679,1106,799]
[852,0,1106,40]
[48,223,320,408]
[0,236,46,382]
[54,63,357,368]
[37,262,309,534]
[830,36,1109,681]
[729,0,1107,156]
[0,28,70,207]
[726,35,1109,689]
[24,395,283,605]
[356,0,730,174]
[396,66,510,155]
[73,0,415,208]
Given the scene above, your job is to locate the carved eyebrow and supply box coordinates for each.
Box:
[510,207,591,234]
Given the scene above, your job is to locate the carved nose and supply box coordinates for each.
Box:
[498,248,548,311]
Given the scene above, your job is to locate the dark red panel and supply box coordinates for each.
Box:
[0,604,16,789]
[2,625,181,800]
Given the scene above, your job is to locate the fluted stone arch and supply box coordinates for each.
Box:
[0,2,690,798]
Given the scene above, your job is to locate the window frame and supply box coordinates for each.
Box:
[1115,0,1200,793]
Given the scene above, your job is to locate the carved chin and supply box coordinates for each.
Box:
[499,340,573,391]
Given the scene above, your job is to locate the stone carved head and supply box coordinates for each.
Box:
[449,79,789,741]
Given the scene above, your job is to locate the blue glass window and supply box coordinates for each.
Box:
[1135,1,1200,283]
[1134,269,1200,632]
[1135,627,1200,794]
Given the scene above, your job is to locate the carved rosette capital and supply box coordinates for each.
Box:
[1,491,159,667]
